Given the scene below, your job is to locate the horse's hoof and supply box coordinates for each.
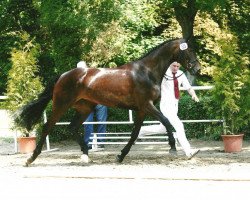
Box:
[24,157,33,167]
[23,162,29,167]
[24,159,32,167]
[116,155,123,163]
[169,148,177,155]
[81,154,89,163]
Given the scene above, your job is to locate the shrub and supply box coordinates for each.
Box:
[5,32,44,136]
[209,35,250,135]
[179,94,223,140]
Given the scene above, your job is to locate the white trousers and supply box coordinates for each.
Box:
[139,100,192,155]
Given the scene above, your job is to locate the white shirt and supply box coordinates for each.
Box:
[160,67,191,113]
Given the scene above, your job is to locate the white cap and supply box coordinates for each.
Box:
[77,61,87,68]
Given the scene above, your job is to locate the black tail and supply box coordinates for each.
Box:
[14,76,60,132]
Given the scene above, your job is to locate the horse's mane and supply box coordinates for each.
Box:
[137,38,183,60]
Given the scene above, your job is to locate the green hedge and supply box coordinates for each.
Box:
[178,94,223,140]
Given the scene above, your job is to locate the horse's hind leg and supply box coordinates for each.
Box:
[25,104,70,166]
[69,101,96,163]
[69,111,87,152]
[68,112,92,163]
[116,111,145,163]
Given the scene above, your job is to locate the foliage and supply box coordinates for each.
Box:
[107,107,133,133]
[178,94,223,140]
[40,102,76,142]
[193,12,233,78]
[0,0,249,141]
[193,0,249,78]
[0,0,248,84]
[86,21,128,67]
[5,32,44,136]
[85,0,166,67]
[225,0,250,55]
[0,0,39,94]
[37,0,124,74]
[209,35,250,135]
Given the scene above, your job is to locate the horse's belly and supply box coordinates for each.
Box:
[96,91,136,108]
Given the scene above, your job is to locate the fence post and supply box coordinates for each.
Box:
[43,111,51,151]
[91,133,98,150]
[129,110,133,122]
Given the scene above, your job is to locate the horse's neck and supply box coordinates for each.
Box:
[142,42,177,82]
[134,40,180,84]
[140,54,173,84]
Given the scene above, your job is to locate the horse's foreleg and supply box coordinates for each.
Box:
[144,102,176,153]
[117,111,145,163]
[160,115,177,153]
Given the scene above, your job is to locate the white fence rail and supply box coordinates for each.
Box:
[53,86,224,149]
[1,85,224,152]
[0,96,8,100]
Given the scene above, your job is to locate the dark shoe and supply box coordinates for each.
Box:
[169,148,177,155]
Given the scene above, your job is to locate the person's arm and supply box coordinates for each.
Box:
[187,88,199,102]
[180,72,199,102]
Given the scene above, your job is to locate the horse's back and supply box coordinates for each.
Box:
[81,67,136,105]
[53,64,160,109]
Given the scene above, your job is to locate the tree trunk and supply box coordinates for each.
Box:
[173,0,198,82]
[173,0,198,47]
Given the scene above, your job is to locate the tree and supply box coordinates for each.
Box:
[5,32,43,111]
[209,35,249,134]
[0,0,39,94]
[35,0,123,74]
[224,0,250,55]
[86,0,166,67]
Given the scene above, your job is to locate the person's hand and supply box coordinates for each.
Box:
[192,95,199,102]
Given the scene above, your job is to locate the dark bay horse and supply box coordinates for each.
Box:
[15,38,200,166]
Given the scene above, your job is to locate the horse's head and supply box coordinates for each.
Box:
[174,38,201,75]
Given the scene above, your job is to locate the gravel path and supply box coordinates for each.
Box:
[1,138,250,181]
[1,138,250,199]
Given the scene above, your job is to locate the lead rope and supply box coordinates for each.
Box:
[164,73,183,81]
